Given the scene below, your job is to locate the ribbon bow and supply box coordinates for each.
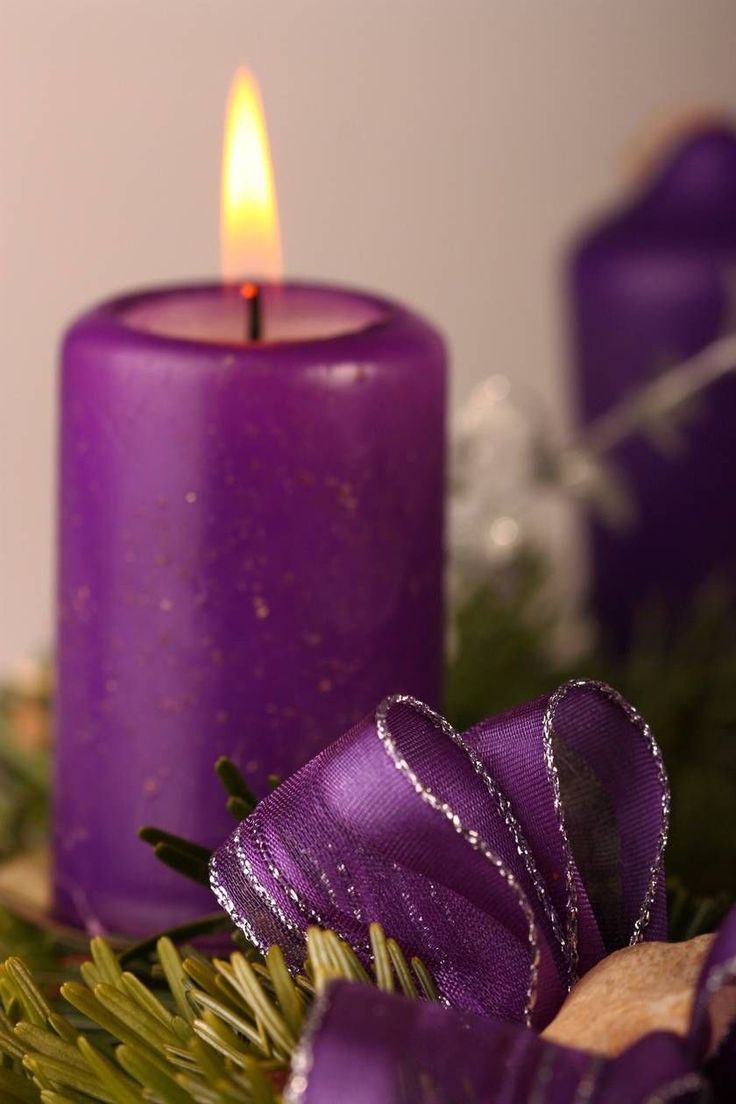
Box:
[211,680,669,1029]
[285,907,736,1104]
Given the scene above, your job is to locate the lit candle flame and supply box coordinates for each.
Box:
[220,68,283,284]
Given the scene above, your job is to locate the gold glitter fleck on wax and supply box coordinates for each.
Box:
[338,482,358,510]
[143,777,160,797]
[253,595,270,620]
[318,678,333,693]
[62,825,90,850]
[159,597,173,612]
[161,697,183,714]
[185,491,198,504]
[72,585,91,617]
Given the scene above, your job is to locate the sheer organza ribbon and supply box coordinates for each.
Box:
[285,906,736,1104]
[211,680,669,1032]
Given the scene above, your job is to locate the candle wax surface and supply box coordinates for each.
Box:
[55,281,447,934]
[570,126,736,647]
[123,283,387,344]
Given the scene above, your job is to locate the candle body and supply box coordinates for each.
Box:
[569,128,736,648]
[55,283,446,934]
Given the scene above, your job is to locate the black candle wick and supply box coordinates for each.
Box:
[241,282,262,342]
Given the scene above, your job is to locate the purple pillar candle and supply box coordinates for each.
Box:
[569,125,736,648]
[55,281,446,934]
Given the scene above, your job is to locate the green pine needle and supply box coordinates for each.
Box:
[226,796,254,822]
[215,759,258,813]
[150,844,211,888]
[120,914,232,969]
[137,828,212,865]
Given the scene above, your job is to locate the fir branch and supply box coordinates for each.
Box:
[0,924,434,1103]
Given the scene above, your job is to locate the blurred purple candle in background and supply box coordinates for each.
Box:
[570,124,736,647]
[55,282,446,934]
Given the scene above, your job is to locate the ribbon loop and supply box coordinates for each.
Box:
[211,680,669,1027]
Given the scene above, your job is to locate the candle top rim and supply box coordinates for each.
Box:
[578,125,736,249]
[65,279,441,358]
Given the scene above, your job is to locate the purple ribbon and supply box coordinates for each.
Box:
[285,905,736,1103]
[211,680,669,1030]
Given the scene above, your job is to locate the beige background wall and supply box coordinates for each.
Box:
[2,0,736,669]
